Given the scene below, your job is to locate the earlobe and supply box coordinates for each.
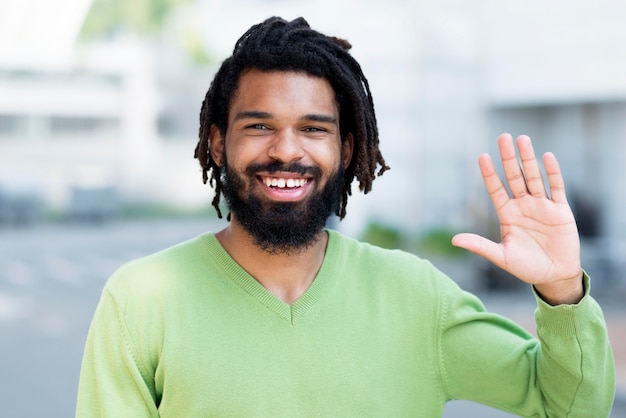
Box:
[209,124,225,167]
[342,133,354,168]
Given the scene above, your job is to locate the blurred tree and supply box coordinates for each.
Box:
[80,0,196,38]
[181,28,212,66]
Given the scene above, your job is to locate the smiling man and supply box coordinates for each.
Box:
[209,69,352,302]
[214,70,351,260]
[76,17,615,417]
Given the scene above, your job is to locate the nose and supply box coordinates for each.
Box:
[267,129,305,163]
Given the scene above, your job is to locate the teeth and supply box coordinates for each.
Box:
[263,177,307,188]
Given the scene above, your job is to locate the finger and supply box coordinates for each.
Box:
[543,152,568,203]
[478,153,510,211]
[498,133,527,198]
[516,135,546,198]
[452,233,505,268]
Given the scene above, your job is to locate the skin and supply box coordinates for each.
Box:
[209,69,353,304]
[452,133,584,305]
[211,69,582,306]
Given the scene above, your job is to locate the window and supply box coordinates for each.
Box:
[49,116,120,137]
[0,114,26,137]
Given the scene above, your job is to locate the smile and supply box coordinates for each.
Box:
[261,176,309,188]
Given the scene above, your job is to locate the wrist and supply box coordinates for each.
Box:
[534,271,584,305]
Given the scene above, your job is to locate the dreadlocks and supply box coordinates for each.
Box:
[194,16,389,219]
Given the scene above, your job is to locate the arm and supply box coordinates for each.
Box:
[76,287,159,418]
[447,133,615,415]
[438,273,615,417]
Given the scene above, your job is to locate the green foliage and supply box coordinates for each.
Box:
[80,0,195,38]
[360,222,405,250]
[415,228,466,258]
[360,222,467,259]
[183,29,213,66]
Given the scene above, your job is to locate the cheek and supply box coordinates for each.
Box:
[224,140,261,169]
[227,136,343,171]
[306,141,343,169]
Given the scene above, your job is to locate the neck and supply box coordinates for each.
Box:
[215,216,328,305]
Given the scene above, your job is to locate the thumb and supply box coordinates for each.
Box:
[451,233,504,266]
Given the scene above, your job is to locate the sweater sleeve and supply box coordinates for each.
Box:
[533,274,615,416]
[75,286,159,418]
[438,272,615,417]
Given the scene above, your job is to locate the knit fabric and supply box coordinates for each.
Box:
[76,230,615,417]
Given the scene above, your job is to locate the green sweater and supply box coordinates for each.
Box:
[76,230,615,417]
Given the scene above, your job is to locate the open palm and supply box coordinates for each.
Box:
[453,134,583,304]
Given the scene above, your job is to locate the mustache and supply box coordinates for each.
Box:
[244,161,322,178]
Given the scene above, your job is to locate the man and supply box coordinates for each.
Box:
[76,16,615,417]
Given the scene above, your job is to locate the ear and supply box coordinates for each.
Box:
[209,124,225,167]
[342,133,354,168]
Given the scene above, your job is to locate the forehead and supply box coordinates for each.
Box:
[229,70,339,118]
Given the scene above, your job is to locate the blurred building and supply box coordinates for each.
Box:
[0,66,124,220]
[0,0,212,221]
[482,1,626,284]
[0,0,625,279]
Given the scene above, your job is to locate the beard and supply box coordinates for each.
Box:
[220,157,344,255]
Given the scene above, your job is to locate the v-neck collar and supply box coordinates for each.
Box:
[202,230,341,324]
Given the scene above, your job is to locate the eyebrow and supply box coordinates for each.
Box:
[304,114,338,125]
[233,110,337,125]
[233,111,272,122]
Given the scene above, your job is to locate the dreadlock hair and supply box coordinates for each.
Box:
[194,16,389,219]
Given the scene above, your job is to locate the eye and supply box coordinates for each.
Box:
[303,126,327,133]
[246,123,269,130]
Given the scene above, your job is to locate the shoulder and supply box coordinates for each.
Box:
[104,233,212,303]
[329,229,435,272]
[327,230,475,322]
[327,229,455,292]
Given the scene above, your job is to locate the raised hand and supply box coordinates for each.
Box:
[452,133,583,305]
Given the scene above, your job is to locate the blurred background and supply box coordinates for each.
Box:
[0,0,625,416]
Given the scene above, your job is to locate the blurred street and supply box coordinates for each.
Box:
[0,219,624,417]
